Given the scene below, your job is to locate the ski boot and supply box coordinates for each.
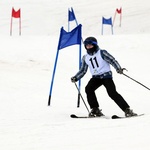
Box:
[89,107,104,117]
[125,108,137,117]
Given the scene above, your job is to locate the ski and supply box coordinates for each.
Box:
[111,114,144,119]
[70,114,144,119]
[70,114,110,119]
[70,114,88,118]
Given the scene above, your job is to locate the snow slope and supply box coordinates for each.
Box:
[0,0,150,150]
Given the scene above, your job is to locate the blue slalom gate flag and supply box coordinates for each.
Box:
[102,17,113,35]
[68,8,75,21]
[68,7,79,32]
[58,24,82,50]
[48,24,82,106]
[102,17,112,25]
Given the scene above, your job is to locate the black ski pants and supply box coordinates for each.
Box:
[85,77,129,112]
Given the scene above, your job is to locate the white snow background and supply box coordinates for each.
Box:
[0,0,150,150]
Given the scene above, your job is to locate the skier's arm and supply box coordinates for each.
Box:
[101,50,123,73]
[71,55,88,82]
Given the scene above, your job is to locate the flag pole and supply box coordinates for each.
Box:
[77,42,82,107]
[120,7,122,27]
[71,7,78,26]
[101,17,104,35]
[48,49,60,106]
[111,17,113,34]
[70,7,81,107]
[111,24,113,35]
[10,7,13,36]
[101,20,103,35]
[113,11,117,26]
[68,8,70,32]
[10,17,13,36]
[48,26,63,106]
[19,9,21,35]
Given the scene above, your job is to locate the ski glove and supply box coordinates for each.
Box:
[71,77,77,83]
[117,68,124,74]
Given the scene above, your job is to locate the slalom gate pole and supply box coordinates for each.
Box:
[74,82,90,113]
[123,73,150,91]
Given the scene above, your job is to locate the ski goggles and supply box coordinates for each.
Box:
[83,40,97,45]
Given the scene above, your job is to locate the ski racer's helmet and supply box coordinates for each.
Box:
[83,37,99,55]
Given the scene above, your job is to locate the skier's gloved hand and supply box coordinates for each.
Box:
[71,77,77,83]
[117,68,124,74]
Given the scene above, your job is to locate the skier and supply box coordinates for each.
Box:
[71,36,137,117]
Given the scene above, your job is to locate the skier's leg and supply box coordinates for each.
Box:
[85,78,102,109]
[103,78,129,111]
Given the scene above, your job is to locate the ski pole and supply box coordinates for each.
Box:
[123,73,150,91]
[74,82,90,113]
